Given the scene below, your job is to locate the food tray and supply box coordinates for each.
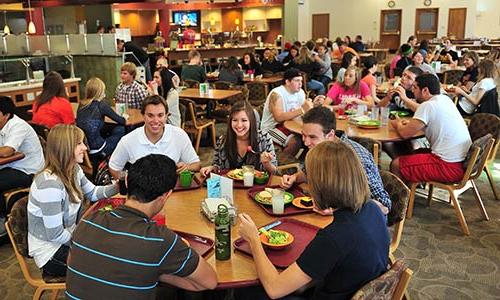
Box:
[233,218,321,268]
[247,185,314,216]
[174,231,214,257]
[174,173,203,191]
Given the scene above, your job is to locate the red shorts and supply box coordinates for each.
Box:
[399,152,465,183]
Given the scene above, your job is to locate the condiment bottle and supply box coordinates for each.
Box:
[215,204,231,260]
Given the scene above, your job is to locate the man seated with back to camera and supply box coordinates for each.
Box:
[66,154,217,299]
[109,95,200,179]
[280,106,391,215]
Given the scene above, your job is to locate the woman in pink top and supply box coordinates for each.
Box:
[326,66,374,111]
[361,56,380,104]
[32,71,75,128]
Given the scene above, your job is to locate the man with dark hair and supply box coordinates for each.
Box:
[0,96,44,237]
[331,41,358,64]
[390,74,471,183]
[66,154,217,299]
[109,95,200,179]
[117,39,152,81]
[280,106,391,215]
[379,66,423,112]
[350,35,365,52]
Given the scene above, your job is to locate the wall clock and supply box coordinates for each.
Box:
[387,1,396,8]
[424,0,432,7]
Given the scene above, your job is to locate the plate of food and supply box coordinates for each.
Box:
[357,120,381,129]
[260,229,294,250]
[390,110,410,117]
[254,188,294,206]
[292,196,314,210]
[226,169,244,181]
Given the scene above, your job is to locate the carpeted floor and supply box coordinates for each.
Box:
[1,136,499,299]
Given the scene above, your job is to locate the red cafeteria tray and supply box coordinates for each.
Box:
[233,218,320,268]
[174,231,214,258]
[174,173,203,191]
[247,185,313,216]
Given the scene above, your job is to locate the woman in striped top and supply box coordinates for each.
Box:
[27,125,118,277]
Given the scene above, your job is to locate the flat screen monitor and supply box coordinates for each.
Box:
[172,11,199,27]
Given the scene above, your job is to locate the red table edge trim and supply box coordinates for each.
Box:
[216,279,260,290]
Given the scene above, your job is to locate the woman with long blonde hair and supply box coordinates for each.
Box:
[238,141,389,299]
[77,77,126,156]
[27,125,118,277]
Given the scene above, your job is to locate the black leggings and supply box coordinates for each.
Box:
[42,245,70,277]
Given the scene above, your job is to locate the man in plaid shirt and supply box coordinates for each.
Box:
[115,62,148,109]
[279,107,391,215]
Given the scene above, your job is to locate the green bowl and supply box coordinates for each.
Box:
[254,172,270,185]
[390,110,410,117]
[358,120,381,126]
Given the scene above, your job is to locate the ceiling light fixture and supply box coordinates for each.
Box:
[27,0,36,34]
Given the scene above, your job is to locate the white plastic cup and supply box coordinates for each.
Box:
[272,191,284,214]
[242,165,255,187]
[356,104,367,116]
[380,107,390,125]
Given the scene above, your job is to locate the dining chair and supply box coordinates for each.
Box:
[351,260,413,300]
[213,81,233,90]
[380,170,410,263]
[182,79,200,88]
[406,134,495,235]
[211,81,238,123]
[246,81,269,107]
[467,113,500,200]
[442,69,464,85]
[180,98,217,153]
[6,196,66,300]
[349,136,381,166]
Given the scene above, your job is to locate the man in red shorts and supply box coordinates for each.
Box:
[390,73,471,183]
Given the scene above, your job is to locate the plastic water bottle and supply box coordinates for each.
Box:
[215,204,231,260]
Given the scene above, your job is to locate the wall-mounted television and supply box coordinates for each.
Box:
[172,11,200,27]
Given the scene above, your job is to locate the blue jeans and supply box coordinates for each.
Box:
[307,79,325,95]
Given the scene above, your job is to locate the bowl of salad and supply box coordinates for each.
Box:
[259,229,294,250]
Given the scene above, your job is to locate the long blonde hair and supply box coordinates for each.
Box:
[81,77,106,107]
[42,125,85,204]
[305,141,370,213]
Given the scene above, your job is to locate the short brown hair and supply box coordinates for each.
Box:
[141,95,168,115]
[305,141,370,213]
[121,62,137,78]
[188,49,200,60]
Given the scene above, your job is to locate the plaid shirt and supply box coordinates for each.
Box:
[301,134,392,211]
[115,81,148,109]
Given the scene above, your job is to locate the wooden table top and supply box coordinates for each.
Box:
[179,88,242,101]
[71,103,143,126]
[0,152,25,165]
[243,76,283,84]
[284,118,425,143]
[161,177,332,287]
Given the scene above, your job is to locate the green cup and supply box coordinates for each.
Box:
[179,170,194,187]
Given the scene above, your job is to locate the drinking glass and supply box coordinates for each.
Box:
[356,104,367,116]
[272,190,284,214]
[380,107,390,126]
[242,165,255,187]
[371,107,380,120]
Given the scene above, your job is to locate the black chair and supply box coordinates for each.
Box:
[476,88,499,117]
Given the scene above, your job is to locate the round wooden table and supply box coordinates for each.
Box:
[161,177,332,289]
[284,118,424,142]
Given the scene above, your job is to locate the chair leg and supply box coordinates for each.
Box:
[470,180,489,221]
[49,289,60,300]
[484,166,499,200]
[210,123,216,148]
[32,287,44,300]
[447,187,470,235]
[406,183,417,219]
[194,129,202,153]
[426,184,434,207]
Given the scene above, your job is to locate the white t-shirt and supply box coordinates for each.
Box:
[414,94,471,162]
[109,124,199,171]
[458,78,496,114]
[0,115,44,174]
[261,85,305,132]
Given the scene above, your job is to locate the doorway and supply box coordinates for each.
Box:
[448,8,466,39]
[312,14,329,40]
[415,8,439,41]
[380,10,402,51]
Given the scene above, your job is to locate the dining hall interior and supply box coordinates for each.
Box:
[0,0,499,299]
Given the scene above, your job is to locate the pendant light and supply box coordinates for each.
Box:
[27,0,36,34]
[3,11,10,35]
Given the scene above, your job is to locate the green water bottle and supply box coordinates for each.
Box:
[215,204,231,260]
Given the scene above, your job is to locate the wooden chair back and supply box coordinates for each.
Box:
[182,79,200,88]
[349,136,381,166]
[246,82,269,107]
[442,69,464,85]
[213,81,233,90]
[468,113,500,164]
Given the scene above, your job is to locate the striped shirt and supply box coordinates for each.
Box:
[27,166,118,268]
[66,205,199,299]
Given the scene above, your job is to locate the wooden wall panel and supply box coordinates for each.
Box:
[221,8,242,32]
